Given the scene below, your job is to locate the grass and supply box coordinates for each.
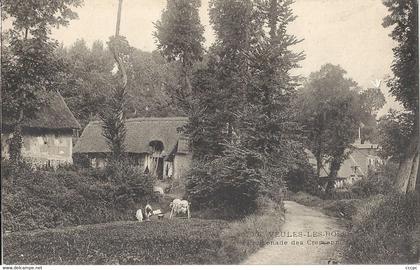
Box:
[342,192,419,264]
[4,201,286,265]
[4,219,228,265]
[289,190,420,264]
[289,191,361,220]
[217,200,285,264]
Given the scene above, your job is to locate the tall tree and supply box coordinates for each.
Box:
[187,0,306,212]
[383,0,419,193]
[183,0,259,161]
[99,0,130,160]
[1,0,82,161]
[154,0,205,113]
[296,64,360,187]
[235,0,305,188]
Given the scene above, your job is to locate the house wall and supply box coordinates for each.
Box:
[2,131,74,166]
[173,153,192,180]
[80,152,192,180]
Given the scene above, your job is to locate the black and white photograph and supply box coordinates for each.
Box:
[1,0,419,268]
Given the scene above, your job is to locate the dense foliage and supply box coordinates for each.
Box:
[183,0,306,216]
[154,0,205,112]
[343,192,419,264]
[2,160,154,232]
[57,41,181,130]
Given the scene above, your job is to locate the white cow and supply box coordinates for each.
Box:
[169,199,191,219]
[136,209,144,222]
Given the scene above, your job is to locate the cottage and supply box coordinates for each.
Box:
[1,91,81,167]
[73,117,191,180]
[316,139,383,188]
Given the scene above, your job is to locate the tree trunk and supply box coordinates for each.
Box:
[396,133,419,193]
[395,111,419,193]
[316,154,322,178]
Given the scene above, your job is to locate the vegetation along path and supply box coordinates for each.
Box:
[243,201,345,265]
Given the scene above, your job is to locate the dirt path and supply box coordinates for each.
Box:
[243,201,345,265]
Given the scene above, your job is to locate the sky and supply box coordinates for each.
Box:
[51,0,401,116]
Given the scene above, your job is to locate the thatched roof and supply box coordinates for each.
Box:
[2,91,81,130]
[74,117,189,154]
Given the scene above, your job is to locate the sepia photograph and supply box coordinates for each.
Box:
[1,0,419,268]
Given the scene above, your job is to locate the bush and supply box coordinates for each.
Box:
[349,162,398,197]
[284,164,318,195]
[186,156,263,218]
[2,160,155,232]
[187,145,287,219]
[343,192,420,264]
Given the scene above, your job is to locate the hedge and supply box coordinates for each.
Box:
[2,161,154,232]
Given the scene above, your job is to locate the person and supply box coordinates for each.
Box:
[144,203,153,221]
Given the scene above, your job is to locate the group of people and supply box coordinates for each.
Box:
[135,198,191,222]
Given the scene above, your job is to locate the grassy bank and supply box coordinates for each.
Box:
[289,190,420,264]
[289,191,361,220]
[4,206,285,265]
[343,192,419,264]
[4,219,228,265]
[217,201,285,264]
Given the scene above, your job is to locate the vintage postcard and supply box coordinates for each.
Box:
[1,0,419,268]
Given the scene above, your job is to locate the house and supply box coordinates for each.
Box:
[73,117,191,180]
[1,91,81,167]
[316,139,383,188]
[334,139,383,187]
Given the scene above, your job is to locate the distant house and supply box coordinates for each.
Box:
[73,117,191,180]
[1,91,81,167]
[315,139,383,188]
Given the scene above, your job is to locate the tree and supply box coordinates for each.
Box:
[296,64,360,187]
[378,109,415,162]
[57,39,114,129]
[235,0,306,190]
[187,0,306,212]
[357,87,386,143]
[382,0,419,193]
[1,0,82,161]
[154,0,205,113]
[99,0,130,160]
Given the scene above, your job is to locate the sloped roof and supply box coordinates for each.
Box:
[2,91,81,130]
[74,117,189,154]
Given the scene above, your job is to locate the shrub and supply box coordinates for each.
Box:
[350,162,398,197]
[187,145,287,219]
[284,164,318,195]
[186,155,263,218]
[343,192,420,264]
[2,160,155,232]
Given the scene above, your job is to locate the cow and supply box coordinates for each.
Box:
[169,199,191,219]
